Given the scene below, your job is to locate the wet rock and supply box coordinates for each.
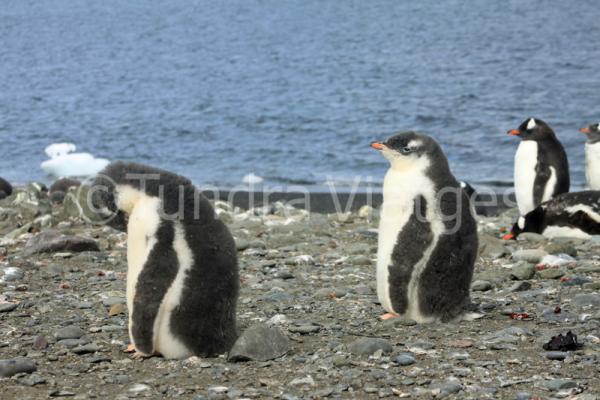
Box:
[228,325,290,362]
[288,324,320,334]
[512,249,547,263]
[54,326,85,340]
[23,230,99,256]
[510,262,535,280]
[347,338,393,356]
[0,358,37,377]
[429,379,462,397]
[32,335,48,350]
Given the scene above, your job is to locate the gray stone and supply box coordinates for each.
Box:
[478,234,508,259]
[72,343,99,354]
[471,280,493,292]
[545,351,568,360]
[54,326,85,340]
[537,268,565,279]
[512,249,548,263]
[0,358,37,377]
[510,262,535,280]
[394,353,416,366]
[518,232,546,243]
[228,325,290,362]
[102,297,126,306]
[23,230,99,256]
[429,379,462,397]
[572,294,600,307]
[347,338,393,356]
[543,378,577,391]
[288,324,320,334]
[1,267,24,282]
[544,242,577,257]
[0,302,18,313]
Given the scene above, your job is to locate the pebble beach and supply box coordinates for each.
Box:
[1,184,600,399]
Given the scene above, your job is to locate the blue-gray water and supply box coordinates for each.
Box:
[1,0,599,190]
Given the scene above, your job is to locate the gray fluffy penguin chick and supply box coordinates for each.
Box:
[91,161,239,359]
[371,132,478,323]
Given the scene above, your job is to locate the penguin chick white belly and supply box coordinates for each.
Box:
[377,167,438,322]
[585,142,600,190]
[124,188,188,358]
[514,141,538,215]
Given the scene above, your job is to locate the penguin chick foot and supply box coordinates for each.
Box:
[380,313,399,321]
[124,344,155,359]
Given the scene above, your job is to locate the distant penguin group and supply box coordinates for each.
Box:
[504,117,600,240]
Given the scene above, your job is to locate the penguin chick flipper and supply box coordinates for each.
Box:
[380,313,399,320]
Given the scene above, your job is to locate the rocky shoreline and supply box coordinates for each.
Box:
[1,184,599,399]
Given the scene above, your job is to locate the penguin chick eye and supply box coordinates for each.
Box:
[400,147,415,154]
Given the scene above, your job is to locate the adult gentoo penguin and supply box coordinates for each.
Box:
[371,132,478,323]
[580,123,600,190]
[91,161,239,359]
[503,191,600,240]
[508,118,570,216]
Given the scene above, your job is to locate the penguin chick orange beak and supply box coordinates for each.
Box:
[580,127,590,134]
[507,129,521,136]
[502,232,515,240]
[371,142,385,150]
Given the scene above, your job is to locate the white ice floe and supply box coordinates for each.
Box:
[242,173,264,185]
[41,143,109,177]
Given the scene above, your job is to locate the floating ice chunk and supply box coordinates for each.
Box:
[41,143,109,177]
[242,173,264,185]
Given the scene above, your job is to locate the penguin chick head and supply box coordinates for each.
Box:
[89,168,128,231]
[507,117,553,140]
[580,123,600,144]
[371,131,447,173]
[503,207,545,240]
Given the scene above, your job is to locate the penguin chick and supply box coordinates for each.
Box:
[371,132,478,323]
[504,191,600,240]
[580,123,600,190]
[91,161,239,359]
[508,118,570,216]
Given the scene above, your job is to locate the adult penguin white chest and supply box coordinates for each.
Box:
[508,118,570,216]
[91,161,239,359]
[371,132,478,323]
[580,123,600,190]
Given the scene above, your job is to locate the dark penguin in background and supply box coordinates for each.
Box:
[504,191,600,240]
[508,118,570,216]
[49,177,81,204]
[580,123,600,190]
[371,132,478,323]
[0,177,13,200]
[91,161,239,359]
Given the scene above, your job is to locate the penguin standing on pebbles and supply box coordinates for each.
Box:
[91,161,239,359]
[504,191,600,240]
[371,132,478,323]
[508,118,570,216]
[580,123,600,190]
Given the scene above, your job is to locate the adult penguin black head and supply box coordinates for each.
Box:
[580,123,600,144]
[507,117,556,141]
[370,132,451,177]
[503,207,545,240]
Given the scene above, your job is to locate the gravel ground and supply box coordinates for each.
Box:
[1,184,599,400]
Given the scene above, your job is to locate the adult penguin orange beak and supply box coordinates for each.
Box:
[507,129,521,136]
[580,127,590,134]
